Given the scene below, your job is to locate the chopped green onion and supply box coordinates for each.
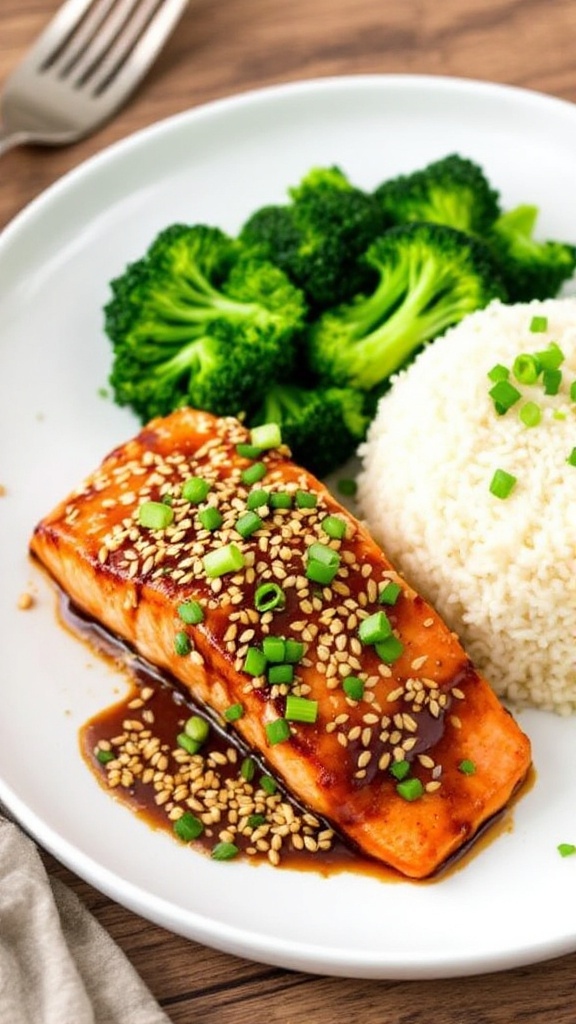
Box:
[241,461,267,485]
[558,843,576,857]
[396,777,424,801]
[177,600,204,625]
[182,476,211,504]
[530,315,548,332]
[390,759,411,781]
[554,410,567,421]
[570,381,576,402]
[358,610,392,645]
[337,478,357,497]
[285,694,318,723]
[184,715,209,745]
[305,542,340,585]
[375,635,405,664]
[489,379,522,415]
[306,542,340,568]
[512,353,539,384]
[138,500,174,530]
[247,813,267,828]
[211,841,239,861]
[240,757,255,782]
[176,732,201,755]
[235,510,263,538]
[487,363,510,382]
[379,581,402,606]
[174,811,204,842]
[246,488,269,510]
[224,703,244,722]
[254,582,285,613]
[203,543,245,578]
[536,342,564,369]
[306,559,338,586]
[567,448,576,467]
[243,646,267,677]
[161,493,173,506]
[236,442,263,460]
[96,748,115,765]
[174,630,191,656]
[321,515,347,540]
[543,367,562,395]
[268,663,294,686]
[198,506,223,531]
[266,718,291,745]
[305,560,331,585]
[270,491,292,509]
[458,759,477,776]
[342,675,365,701]
[519,401,541,428]
[262,636,286,662]
[259,774,277,795]
[284,638,305,663]
[489,468,517,499]
[295,490,318,509]
[250,422,282,450]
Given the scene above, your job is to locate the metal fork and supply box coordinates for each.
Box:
[0,0,190,157]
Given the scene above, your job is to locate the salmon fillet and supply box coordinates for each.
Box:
[29,407,531,878]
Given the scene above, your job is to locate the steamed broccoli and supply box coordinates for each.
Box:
[487,204,576,301]
[250,382,369,477]
[373,153,501,235]
[240,166,388,311]
[104,223,307,422]
[307,222,506,391]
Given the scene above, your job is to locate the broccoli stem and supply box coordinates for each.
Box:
[151,277,271,324]
[150,334,219,388]
[340,259,477,389]
[260,386,302,423]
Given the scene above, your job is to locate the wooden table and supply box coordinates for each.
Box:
[3,1,576,1020]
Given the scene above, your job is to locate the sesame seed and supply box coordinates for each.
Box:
[411,655,428,671]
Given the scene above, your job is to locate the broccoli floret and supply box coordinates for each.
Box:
[487,205,576,301]
[374,153,501,235]
[240,166,388,311]
[307,222,506,391]
[250,382,369,478]
[104,223,307,422]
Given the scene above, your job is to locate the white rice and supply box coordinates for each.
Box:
[357,297,576,715]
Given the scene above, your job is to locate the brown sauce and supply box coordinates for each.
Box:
[62,592,529,883]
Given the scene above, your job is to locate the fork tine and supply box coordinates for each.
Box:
[90,0,190,100]
[43,0,119,76]
[55,0,145,86]
[24,0,104,70]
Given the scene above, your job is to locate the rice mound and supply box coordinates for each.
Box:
[357,297,576,715]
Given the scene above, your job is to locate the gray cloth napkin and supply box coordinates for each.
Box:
[0,815,171,1024]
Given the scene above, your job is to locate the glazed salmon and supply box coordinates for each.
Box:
[30,407,531,878]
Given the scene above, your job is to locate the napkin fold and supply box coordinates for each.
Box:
[0,815,171,1024]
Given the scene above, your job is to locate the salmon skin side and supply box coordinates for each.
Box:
[30,407,531,879]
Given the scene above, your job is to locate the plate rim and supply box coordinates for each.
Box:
[3,71,576,980]
[3,70,576,246]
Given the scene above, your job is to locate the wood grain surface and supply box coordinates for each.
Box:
[3,1,576,1021]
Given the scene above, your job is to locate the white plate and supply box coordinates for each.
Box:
[2,74,576,980]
